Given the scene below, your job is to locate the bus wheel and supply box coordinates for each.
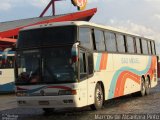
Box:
[43,108,55,114]
[90,83,104,110]
[140,77,146,97]
[145,77,150,95]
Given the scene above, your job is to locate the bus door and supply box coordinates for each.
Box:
[79,48,94,106]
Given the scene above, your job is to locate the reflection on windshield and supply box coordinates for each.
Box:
[16,47,77,85]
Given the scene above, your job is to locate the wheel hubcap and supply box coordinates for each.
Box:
[142,82,145,93]
[96,88,103,105]
[145,80,149,89]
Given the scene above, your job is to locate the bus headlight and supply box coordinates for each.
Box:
[58,90,77,95]
[16,92,27,96]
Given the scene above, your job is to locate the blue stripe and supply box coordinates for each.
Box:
[108,57,152,99]
[26,86,46,94]
[95,53,102,71]
[0,82,15,92]
[0,51,15,55]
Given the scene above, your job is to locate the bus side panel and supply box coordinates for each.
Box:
[87,76,97,105]
[110,54,157,98]
[78,80,88,107]
[93,53,158,101]
[0,69,15,92]
[112,54,145,97]
[93,53,115,101]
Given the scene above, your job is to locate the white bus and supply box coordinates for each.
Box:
[15,21,158,112]
[0,50,15,93]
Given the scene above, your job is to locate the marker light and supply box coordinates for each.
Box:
[58,90,77,95]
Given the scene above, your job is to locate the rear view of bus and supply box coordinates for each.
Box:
[0,51,15,93]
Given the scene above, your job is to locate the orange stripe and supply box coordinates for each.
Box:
[103,54,108,69]
[114,71,140,97]
[100,54,108,70]
[118,72,140,97]
[100,54,105,70]
[114,71,126,97]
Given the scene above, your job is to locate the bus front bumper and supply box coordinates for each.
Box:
[16,95,81,108]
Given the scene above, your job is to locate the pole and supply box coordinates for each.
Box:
[39,0,63,17]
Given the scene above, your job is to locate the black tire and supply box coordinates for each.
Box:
[140,77,146,97]
[145,77,150,95]
[90,83,104,110]
[43,108,55,114]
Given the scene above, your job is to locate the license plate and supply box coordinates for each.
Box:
[39,101,49,105]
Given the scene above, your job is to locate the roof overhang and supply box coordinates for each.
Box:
[0,8,97,38]
[0,8,97,49]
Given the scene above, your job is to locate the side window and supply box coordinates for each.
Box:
[79,50,87,79]
[79,28,93,50]
[151,41,156,55]
[135,38,141,54]
[7,56,14,68]
[87,52,94,75]
[142,39,148,54]
[79,50,94,79]
[116,34,126,53]
[94,29,105,51]
[148,41,151,55]
[0,56,14,69]
[105,32,117,52]
[126,36,135,53]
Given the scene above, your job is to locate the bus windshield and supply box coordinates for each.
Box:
[17,26,76,49]
[16,46,77,85]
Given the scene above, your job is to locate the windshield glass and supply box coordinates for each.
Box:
[15,47,77,85]
[17,26,76,49]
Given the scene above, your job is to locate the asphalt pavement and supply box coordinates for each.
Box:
[0,81,160,120]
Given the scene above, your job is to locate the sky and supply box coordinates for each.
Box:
[0,0,160,53]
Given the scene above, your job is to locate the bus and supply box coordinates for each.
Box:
[15,21,158,112]
[0,50,15,93]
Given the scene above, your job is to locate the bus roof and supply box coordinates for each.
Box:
[20,21,154,41]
